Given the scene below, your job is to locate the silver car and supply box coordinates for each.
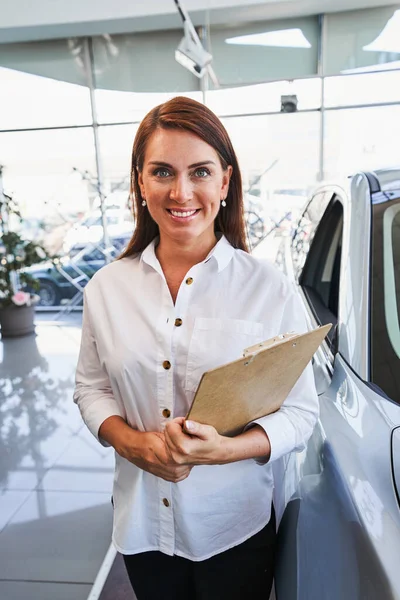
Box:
[275,168,400,600]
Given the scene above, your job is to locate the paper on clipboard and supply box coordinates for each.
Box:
[186,323,332,436]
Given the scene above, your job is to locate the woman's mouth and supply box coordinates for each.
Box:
[167,208,200,221]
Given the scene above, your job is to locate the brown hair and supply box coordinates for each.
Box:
[119,96,248,258]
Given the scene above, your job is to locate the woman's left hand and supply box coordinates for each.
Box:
[164,417,228,466]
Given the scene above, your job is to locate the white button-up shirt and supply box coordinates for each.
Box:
[74,235,318,560]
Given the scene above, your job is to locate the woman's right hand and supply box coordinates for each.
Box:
[125,431,192,483]
[98,416,191,483]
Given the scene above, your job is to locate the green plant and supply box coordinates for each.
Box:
[0,168,51,307]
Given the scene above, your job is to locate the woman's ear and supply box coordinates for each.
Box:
[222,165,233,196]
[137,169,146,198]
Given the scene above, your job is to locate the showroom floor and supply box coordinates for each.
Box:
[0,311,116,600]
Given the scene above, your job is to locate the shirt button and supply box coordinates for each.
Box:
[162,498,170,507]
[185,277,193,285]
[162,409,171,418]
[162,360,171,370]
[174,318,183,327]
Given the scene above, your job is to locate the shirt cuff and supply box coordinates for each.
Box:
[78,397,124,447]
[244,410,296,465]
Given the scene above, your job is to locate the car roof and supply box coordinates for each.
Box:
[369,167,400,193]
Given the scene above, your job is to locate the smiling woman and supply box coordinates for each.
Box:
[120,96,247,259]
[73,96,319,600]
[137,128,232,264]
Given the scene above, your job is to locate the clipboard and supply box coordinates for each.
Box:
[186,323,332,436]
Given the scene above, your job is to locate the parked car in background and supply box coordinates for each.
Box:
[27,234,130,307]
[63,207,134,253]
[274,168,400,599]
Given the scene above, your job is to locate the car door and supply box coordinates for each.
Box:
[274,189,400,600]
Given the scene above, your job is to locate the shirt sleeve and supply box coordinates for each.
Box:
[73,290,124,446]
[245,289,319,465]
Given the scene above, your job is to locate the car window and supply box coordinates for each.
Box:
[106,216,120,225]
[371,196,400,403]
[69,246,105,261]
[291,191,333,281]
[82,248,105,261]
[299,197,343,349]
[83,215,101,227]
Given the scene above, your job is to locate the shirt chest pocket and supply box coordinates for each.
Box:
[185,318,264,393]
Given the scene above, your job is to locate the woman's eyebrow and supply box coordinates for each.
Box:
[148,161,172,167]
[148,160,216,168]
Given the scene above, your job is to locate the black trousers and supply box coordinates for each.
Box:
[123,509,276,600]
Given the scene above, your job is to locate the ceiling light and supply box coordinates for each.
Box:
[363,10,400,53]
[225,29,312,49]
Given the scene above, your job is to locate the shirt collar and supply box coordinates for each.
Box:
[203,234,235,272]
[140,234,235,273]
[140,238,160,273]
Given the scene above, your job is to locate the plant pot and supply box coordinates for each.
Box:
[0,297,38,338]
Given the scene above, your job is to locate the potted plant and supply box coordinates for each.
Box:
[0,168,51,337]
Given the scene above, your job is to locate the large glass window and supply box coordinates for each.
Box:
[324,106,400,180]
[209,16,319,85]
[207,77,321,117]
[0,12,399,313]
[97,124,138,193]
[94,88,203,126]
[0,40,92,130]
[325,7,400,75]
[223,111,319,199]
[91,32,203,124]
[221,111,319,246]
[324,70,400,108]
[0,128,97,254]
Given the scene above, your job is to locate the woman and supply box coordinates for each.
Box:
[74,96,318,600]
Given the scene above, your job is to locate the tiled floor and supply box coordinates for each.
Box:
[0,313,115,600]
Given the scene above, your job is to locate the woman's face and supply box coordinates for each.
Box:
[138,128,232,249]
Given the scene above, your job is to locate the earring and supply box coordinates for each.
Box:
[221,199,227,208]
[141,199,147,207]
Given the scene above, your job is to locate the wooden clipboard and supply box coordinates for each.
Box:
[186,323,332,436]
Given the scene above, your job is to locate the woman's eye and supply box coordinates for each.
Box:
[154,168,170,178]
[194,167,210,178]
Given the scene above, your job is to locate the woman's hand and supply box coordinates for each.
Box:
[124,431,192,483]
[164,417,271,466]
[164,417,228,466]
[98,417,191,483]
[99,414,270,479]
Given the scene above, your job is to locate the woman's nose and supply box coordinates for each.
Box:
[169,176,193,203]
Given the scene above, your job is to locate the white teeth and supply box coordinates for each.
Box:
[170,210,197,217]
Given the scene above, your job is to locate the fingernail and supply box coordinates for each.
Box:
[185,420,194,431]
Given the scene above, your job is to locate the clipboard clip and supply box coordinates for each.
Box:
[243,331,297,358]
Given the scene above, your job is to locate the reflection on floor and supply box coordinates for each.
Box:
[0,313,115,600]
